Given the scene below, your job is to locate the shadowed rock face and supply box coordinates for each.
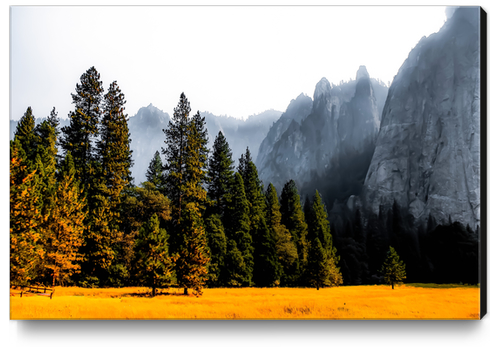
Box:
[363,7,481,229]
[257,66,388,205]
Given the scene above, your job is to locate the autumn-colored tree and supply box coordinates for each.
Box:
[10,140,44,285]
[44,152,86,286]
[135,214,173,296]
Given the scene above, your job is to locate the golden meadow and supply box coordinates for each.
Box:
[10,284,479,320]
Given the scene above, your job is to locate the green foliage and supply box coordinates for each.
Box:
[279,180,308,284]
[305,191,343,288]
[146,151,165,191]
[60,66,104,193]
[239,148,280,287]
[223,172,254,286]
[265,183,298,285]
[207,131,234,215]
[204,214,227,287]
[306,238,329,290]
[14,107,37,167]
[175,203,210,296]
[381,246,407,289]
[135,214,173,296]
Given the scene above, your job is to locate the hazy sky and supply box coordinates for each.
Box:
[10,6,450,121]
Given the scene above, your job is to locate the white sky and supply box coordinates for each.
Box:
[9,5,451,121]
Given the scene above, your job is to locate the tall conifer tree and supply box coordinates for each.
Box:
[238,148,279,286]
[207,131,234,215]
[60,66,104,195]
[223,172,254,286]
[279,180,309,284]
[146,151,165,191]
[265,183,298,285]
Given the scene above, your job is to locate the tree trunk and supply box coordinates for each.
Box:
[392,282,394,290]
[184,287,188,295]
[152,286,156,297]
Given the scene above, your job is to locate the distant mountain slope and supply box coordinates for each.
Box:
[257,66,389,208]
[10,105,281,186]
[363,7,481,229]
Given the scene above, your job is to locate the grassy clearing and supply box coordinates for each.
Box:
[10,284,480,320]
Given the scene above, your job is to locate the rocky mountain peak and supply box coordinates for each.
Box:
[313,77,332,102]
[356,65,370,80]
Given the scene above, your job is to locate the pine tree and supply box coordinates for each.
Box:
[175,202,210,296]
[306,238,329,290]
[120,183,172,284]
[305,191,343,287]
[60,66,104,194]
[135,213,173,296]
[279,180,308,284]
[223,172,254,286]
[146,151,165,191]
[265,183,298,285]
[44,152,86,286]
[10,140,44,285]
[97,80,133,198]
[381,246,407,289]
[204,214,227,287]
[162,92,192,222]
[207,131,234,215]
[14,107,37,167]
[162,94,209,294]
[238,148,279,286]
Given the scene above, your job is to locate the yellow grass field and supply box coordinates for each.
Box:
[10,284,480,320]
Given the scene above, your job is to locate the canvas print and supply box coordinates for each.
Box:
[9,5,485,320]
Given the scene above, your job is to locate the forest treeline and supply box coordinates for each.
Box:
[10,67,343,295]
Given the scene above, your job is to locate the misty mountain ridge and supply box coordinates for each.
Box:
[10,104,282,186]
[257,65,389,209]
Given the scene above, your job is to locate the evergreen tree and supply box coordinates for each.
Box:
[60,66,104,194]
[204,214,227,287]
[146,151,165,191]
[175,202,210,296]
[306,238,329,290]
[120,182,172,285]
[381,246,406,289]
[162,92,192,222]
[44,152,86,286]
[207,131,234,215]
[162,94,209,294]
[10,140,44,285]
[265,183,298,285]
[135,213,173,296]
[305,191,343,287]
[97,80,133,197]
[14,107,37,167]
[238,148,279,287]
[279,179,308,284]
[223,172,254,286]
